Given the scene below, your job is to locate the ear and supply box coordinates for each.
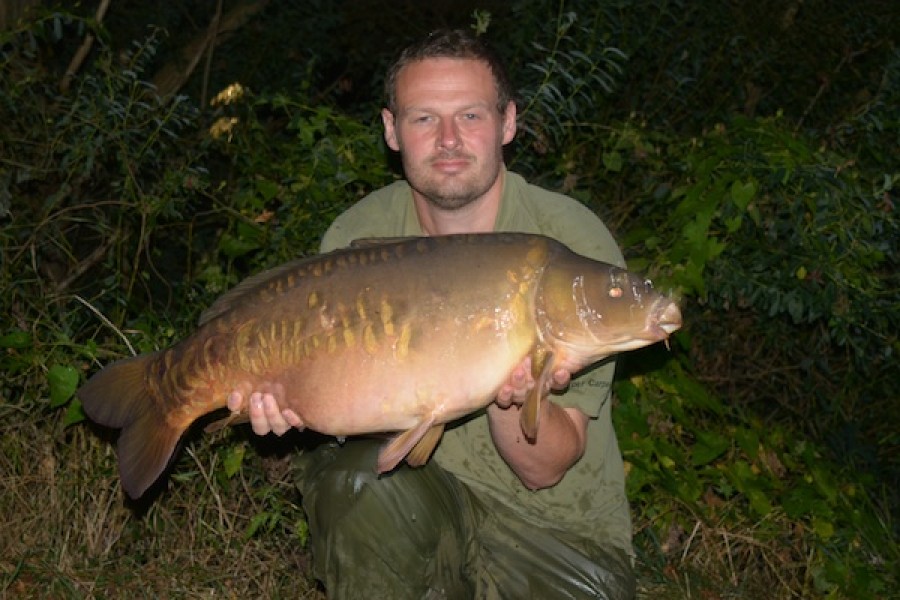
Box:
[382,108,400,151]
[501,101,517,145]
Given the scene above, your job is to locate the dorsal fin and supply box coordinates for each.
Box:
[198,256,313,325]
[349,235,423,249]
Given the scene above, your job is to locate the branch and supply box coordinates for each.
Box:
[59,0,112,93]
[152,0,271,99]
[200,0,225,107]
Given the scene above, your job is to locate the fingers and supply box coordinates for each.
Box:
[282,408,304,429]
[496,362,533,408]
[496,363,573,409]
[495,385,514,408]
[551,368,571,390]
[249,393,293,436]
[227,390,243,413]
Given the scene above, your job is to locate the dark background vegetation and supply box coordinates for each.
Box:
[1,1,897,597]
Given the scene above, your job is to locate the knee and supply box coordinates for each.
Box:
[297,439,384,515]
[297,439,464,543]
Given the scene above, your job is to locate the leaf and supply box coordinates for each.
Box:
[218,232,260,258]
[734,427,759,459]
[747,488,773,516]
[812,517,835,539]
[692,430,730,465]
[730,179,757,211]
[222,443,246,479]
[63,399,86,427]
[245,512,270,538]
[602,151,623,172]
[0,331,32,348]
[48,364,79,408]
[255,179,280,202]
[294,517,309,546]
[725,215,743,233]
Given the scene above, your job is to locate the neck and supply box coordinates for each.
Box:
[413,197,495,235]
[413,171,505,236]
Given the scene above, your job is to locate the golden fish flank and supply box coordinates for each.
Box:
[77,232,682,499]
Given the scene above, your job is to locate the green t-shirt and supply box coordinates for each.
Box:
[320,170,633,554]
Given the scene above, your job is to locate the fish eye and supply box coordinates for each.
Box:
[608,286,623,298]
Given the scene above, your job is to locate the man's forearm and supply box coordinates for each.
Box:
[487,400,589,490]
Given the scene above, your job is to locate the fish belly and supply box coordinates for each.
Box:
[198,236,549,437]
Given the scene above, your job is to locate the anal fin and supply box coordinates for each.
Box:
[204,411,248,433]
[405,423,445,467]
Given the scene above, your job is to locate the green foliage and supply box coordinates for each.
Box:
[591,111,898,597]
[1,20,394,595]
[616,361,898,598]
[599,0,900,132]
[603,115,898,442]
[510,5,626,159]
[204,87,392,268]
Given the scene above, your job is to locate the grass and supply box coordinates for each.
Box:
[0,407,321,598]
[2,380,894,599]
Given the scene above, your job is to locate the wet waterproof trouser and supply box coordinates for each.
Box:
[294,438,636,599]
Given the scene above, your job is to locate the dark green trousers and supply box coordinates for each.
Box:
[295,439,636,599]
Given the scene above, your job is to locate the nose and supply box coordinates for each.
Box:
[438,118,460,150]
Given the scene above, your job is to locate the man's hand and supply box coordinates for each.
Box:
[494,355,571,408]
[227,388,303,436]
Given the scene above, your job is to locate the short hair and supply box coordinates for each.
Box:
[384,29,515,116]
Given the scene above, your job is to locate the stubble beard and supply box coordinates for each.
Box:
[406,152,501,211]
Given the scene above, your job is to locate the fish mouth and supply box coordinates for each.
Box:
[644,298,682,341]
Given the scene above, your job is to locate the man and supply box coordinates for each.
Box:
[231,29,636,599]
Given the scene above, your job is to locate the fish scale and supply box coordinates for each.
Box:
[78,232,682,498]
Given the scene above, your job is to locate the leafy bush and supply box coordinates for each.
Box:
[578,112,898,597]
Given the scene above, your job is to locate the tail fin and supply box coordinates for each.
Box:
[78,353,186,499]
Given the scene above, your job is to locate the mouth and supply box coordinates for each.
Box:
[645,298,682,342]
[431,154,472,173]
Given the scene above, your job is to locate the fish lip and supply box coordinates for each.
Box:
[646,298,683,339]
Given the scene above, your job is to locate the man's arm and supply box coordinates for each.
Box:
[487,399,589,490]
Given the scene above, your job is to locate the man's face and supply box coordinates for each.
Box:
[382,58,516,211]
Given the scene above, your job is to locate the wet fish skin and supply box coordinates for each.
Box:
[78,233,682,498]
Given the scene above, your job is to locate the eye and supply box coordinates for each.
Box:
[608,287,623,298]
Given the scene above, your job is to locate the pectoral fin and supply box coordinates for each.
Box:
[204,411,248,433]
[377,417,438,473]
[520,347,555,441]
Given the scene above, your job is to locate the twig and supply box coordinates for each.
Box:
[680,519,702,563]
[796,44,872,132]
[60,0,112,93]
[722,528,737,587]
[54,233,119,294]
[200,0,224,108]
[185,445,231,532]
[72,294,136,357]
